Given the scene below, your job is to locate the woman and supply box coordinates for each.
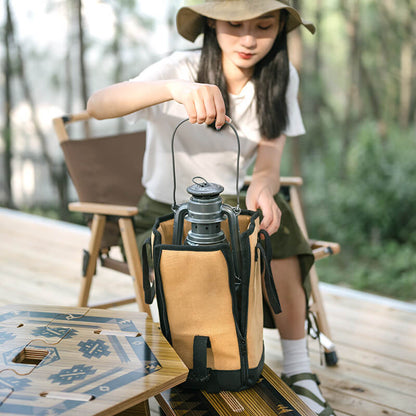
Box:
[87,1,334,414]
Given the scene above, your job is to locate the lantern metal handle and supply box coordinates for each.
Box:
[171,118,241,211]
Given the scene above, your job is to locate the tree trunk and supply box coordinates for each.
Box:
[65,0,74,115]
[2,0,14,208]
[310,0,328,149]
[339,0,360,179]
[112,6,124,132]
[76,0,90,137]
[288,0,304,178]
[399,41,412,128]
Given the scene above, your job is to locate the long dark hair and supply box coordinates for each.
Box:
[196,11,290,139]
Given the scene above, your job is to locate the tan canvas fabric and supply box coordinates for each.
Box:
[159,248,240,370]
[158,218,192,245]
[154,213,264,372]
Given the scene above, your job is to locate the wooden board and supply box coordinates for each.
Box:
[156,365,315,416]
[0,305,188,415]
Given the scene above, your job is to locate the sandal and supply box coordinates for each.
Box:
[281,372,336,416]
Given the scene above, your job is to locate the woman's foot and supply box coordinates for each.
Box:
[281,372,335,416]
[280,338,335,416]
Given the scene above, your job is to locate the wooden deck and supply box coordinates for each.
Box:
[1,207,415,416]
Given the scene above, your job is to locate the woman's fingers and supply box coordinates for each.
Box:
[183,96,198,124]
[201,88,217,126]
[169,80,232,128]
[261,203,281,235]
[174,82,228,127]
[255,193,281,236]
[213,92,226,129]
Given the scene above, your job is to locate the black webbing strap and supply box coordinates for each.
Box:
[192,335,210,383]
[141,237,155,304]
[256,239,282,314]
[259,229,273,261]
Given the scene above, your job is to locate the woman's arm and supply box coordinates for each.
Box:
[245,134,286,235]
[87,79,229,129]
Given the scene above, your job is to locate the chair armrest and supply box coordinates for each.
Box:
[309,239,341,261]
[280,176,303,187]
[53,111,91,143]
[244,175,303,187]
[68,202,138,217]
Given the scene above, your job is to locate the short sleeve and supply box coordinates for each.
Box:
[282,63,306,137]
[124,58,171,124]
[125,51,200,124]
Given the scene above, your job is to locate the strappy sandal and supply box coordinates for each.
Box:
[281,372,336,416]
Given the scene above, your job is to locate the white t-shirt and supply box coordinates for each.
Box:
[127,50,305,204]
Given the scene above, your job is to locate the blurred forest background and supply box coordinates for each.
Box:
[1,0,415,301]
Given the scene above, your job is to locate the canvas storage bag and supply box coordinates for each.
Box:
[141,120,281,392]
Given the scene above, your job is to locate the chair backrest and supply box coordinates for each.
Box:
[53,111,146,207]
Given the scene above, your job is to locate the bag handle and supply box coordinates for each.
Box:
[171,118,241,211]
[256,232,281,314]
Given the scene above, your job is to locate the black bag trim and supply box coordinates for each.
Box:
[239,209,261,236]
[236,210,261,386]
[258,229,273,261]
[185,347,265,393]
[235,209,260,332]
[151,212,175,246]
[238,232,251,330]
[153,245,171,343]
[256,241,281,314]
[141,237,155,304]
[190,335,210,384]
[236,231,250,387]
[155,242,230,253]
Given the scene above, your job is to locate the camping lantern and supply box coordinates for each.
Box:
[170,119,243,277]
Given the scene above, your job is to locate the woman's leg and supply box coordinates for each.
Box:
[270,257,306,338]
[269,257,335,416]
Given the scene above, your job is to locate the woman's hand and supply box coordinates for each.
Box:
[246,182,281,235]
[167,80,231,129]
[245,134,287,236]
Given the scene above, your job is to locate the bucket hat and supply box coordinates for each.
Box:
[176,0,316,42]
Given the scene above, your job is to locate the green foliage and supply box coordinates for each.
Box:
[303,121,416,300]
[315,240,416,301]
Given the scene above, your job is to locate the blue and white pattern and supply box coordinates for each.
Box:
[49,364,97,385]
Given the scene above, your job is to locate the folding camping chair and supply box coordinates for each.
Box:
[53,111,150,315]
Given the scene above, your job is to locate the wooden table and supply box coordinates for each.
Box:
[0,305,188,415]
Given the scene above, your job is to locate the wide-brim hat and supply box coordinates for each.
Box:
[177,0,316,42]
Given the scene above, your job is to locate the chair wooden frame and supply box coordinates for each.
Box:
[53,111,150,316]
[281,177,340,364]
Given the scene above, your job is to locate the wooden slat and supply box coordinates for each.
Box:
[69,202,138,217]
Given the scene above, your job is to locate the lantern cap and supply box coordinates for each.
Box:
[187,176,224,198]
